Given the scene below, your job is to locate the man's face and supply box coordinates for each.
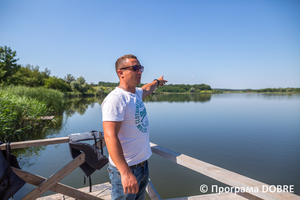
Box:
[120,58,142,86]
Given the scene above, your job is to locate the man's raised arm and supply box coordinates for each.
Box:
[141,76,168,99]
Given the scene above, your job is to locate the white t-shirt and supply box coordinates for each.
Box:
[101,87,152,167]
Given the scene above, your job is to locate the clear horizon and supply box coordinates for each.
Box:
[1,0,299,89]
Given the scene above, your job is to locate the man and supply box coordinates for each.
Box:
[101,54,167,200]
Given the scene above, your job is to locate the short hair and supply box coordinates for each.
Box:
[115,54,137,74]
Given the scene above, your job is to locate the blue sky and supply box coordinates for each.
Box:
[1,0,299,89]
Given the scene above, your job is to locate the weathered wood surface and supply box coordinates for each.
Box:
[0,137,69,150]
[12,167,104,200]
[39,183,253,200]
[150,142,300,200]
[39,116,55,120]
[37,182,111,200]
[24,116,55,121]
[0,133,106,150]
[146,179,162,200]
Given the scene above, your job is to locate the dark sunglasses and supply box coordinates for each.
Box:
[120,65,144,72]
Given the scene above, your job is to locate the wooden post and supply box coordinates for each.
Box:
[146,179,162,200]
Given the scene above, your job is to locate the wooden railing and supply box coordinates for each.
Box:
[149,143,300,200]
[1,135,299,200]
[1,135,105,200]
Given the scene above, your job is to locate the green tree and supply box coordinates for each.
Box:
[70,76,88,93]
[107,87,112,93]
[0,46,20,85]
[16,65,50,87]
[70,81,79,92]
[64,74,76,84]
[44,76,69,92]
[98,81,119,87]
[96,87,103,94]
[77,76,86,85]
[189,87,196,93]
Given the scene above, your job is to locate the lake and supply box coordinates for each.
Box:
[14,93,300,199]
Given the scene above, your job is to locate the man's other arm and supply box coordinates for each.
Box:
[141,76,167,99]
[103,121,139,194]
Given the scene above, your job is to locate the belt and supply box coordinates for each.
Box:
[129,160,146,169]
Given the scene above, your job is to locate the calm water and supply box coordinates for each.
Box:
[14,93,300,199]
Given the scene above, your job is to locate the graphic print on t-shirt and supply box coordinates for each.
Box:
[135,99,148,133]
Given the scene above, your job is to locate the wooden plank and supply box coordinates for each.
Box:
[36,182,111,200]
[236,192,263,200]
[146,179,162,200]
[25,116,55,120]
[12,167,104,200]
[0,132,106,150]
[0,137,69,150]
[150,143,300,200]
[39,116,55,120]
[62,182,111,200]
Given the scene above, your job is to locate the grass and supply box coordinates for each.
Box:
[0,85,65,142]
[2,85,65,114]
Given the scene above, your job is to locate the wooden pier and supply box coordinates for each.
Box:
[1,132,299,200]
[36,182,112,200]
[35,182,258,200]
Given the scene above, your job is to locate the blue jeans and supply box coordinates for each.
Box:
[107,161,149,200]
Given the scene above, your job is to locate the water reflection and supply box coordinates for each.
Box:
[13,146,46,168]
[211,93,300,100]
[64,96,105,117]
[13,94,211,168]
[13,93,298,169]
[12,116,64,168]
[259,93,299,100]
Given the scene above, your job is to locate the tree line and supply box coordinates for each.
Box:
[0,46,98,95]
[244,88,300,93]
[0,45,217,94]
[154,83,215,93]
[98,82,220,93]
[3,46,297,95]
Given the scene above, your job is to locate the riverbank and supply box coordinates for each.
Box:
[223,91,300,94]
[0,86,65,142]
[153,91,221,95]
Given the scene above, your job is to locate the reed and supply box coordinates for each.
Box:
[1,85,65,114]
[0,86,65,142]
